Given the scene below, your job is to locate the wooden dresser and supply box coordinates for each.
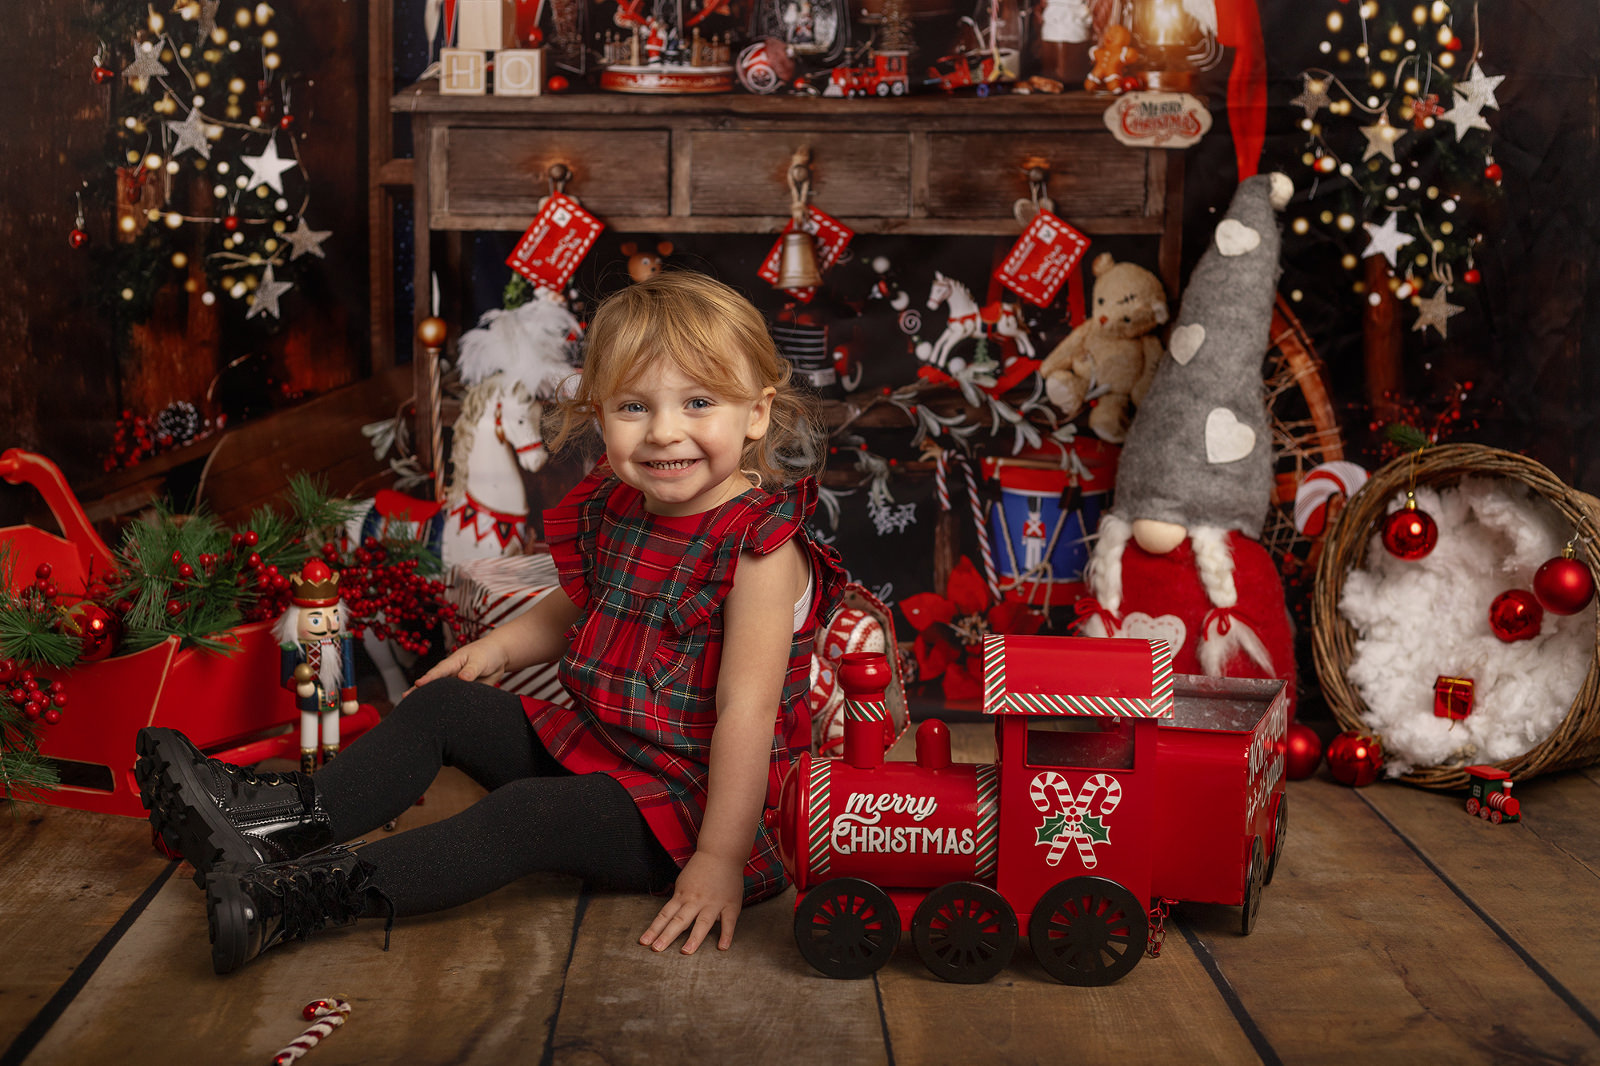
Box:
[388,84,1185,457]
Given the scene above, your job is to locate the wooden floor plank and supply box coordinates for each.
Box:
[1517,768,1600,876]
[0,803,170,1052]
[1184,777,1600,1065]
[19,769,581,1066]
[879,723,1260,1064]
[1362,771,1600,1022]
[551,890,889,1066]
[876,924,1261,1065]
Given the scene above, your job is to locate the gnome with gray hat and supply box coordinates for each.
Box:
[1076,173,1298,715]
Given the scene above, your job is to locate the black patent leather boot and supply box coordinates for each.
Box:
[135,727,335,885]
[205,845,393,974]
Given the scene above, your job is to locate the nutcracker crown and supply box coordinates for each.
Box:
[290,559,342,607]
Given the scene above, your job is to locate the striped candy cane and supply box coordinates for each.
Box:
[1030,772,1122,868]
[272,999,351,1066]
[934,449,951,512]
[1063,774,1122,869]
[956,454,1000,599]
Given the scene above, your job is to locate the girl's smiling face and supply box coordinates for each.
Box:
[600,360,775,516]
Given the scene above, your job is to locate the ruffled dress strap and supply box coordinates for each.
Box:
[663,476,849,636]
[543,458,634,611]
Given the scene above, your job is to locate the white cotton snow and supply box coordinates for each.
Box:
[1338,478,1593,775]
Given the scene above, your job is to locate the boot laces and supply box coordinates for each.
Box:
[262,843,395,950]
[217,761,288,787]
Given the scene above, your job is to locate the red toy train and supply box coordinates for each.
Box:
[1464,765,1521,823]
[768,635,1289,985]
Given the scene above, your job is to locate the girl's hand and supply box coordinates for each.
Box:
[413,639,510,687]
[640,851,744,955]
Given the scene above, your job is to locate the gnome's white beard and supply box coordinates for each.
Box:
[1085,514,1274,677]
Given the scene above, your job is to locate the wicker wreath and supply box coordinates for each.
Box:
[1312,443,1600,789]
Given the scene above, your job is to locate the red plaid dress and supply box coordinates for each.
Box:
[524,461,847,903]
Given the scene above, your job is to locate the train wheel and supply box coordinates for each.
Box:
[1466,796,1481,816]
[1264,793,1288,887]
[911,882,1018,984]
[1027,876,1147,986]
[1490,808,1503,824]
[1241,836,1265,936]
[794,877,901,979]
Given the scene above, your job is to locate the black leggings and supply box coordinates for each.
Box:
[312,677,680,917]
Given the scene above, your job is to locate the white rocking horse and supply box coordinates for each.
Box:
[353,296,582,701]
[922,272,983,372]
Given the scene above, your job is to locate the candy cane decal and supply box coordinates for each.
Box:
[1029,772,1122,869]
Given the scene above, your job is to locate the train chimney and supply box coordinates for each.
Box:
[838,652,892,769]
[915,718,951,770]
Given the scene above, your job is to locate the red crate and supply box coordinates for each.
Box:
[1,449,375,818]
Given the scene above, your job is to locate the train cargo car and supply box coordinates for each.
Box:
[1151,674,1290,934]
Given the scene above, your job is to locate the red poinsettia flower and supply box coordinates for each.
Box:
[898,556,1046,702]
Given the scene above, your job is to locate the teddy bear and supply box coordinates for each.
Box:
[1037,251,1168,443]
[1084,24,1140,94]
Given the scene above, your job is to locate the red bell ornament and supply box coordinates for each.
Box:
[1488,589,1543,643]
[1326,731,1383,787]
[1381,492,1438,560]
[1533,549,1595,615]
[1283,721,1323,781]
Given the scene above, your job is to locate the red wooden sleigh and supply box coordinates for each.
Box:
[0,449,376,818]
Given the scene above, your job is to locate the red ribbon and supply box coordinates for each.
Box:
[1215,0,1267,179]
[1070,597,1120,635]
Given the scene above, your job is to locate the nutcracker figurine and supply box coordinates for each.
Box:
[273,559,359,772]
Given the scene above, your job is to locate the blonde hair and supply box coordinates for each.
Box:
[544,271,821,485]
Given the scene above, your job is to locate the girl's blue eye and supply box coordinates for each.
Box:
[687,397,714,410]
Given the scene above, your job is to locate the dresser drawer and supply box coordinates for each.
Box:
[687,130,911,218]
[438,127,670,223]
[924,132,1154,221]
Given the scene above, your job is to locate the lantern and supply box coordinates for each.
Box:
[1128,0,1221,93]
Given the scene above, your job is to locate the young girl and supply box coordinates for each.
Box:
[135,271,847,974]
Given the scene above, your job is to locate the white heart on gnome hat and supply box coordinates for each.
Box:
[1170,323,1206,365]
[1205,407,1256,464]
[1215,219,1261,257]
[1120,611,1187,651]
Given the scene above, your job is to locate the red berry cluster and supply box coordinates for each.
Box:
[0,657,67,725]
[105,410,157,471]
[1369,381,1485,463]
[216,530,293,623]
[326,538,463,657]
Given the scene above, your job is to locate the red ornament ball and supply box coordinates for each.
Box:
[547,74,569,92]
[1533,555,1595,615]
[68,227,90,249]
[1283,722,1323,780]
[66,602,120,662]
[1326,731,1384,787]
[1488,589,1544,642]
[1484,162,1503,183]
[223,214,240,232]
[524,27,544,47]
[1381,501,1438,560]
[1463,268,1481,285]
[92,65,116,84]
[280,113,295,129]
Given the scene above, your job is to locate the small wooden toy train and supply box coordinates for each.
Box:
[767,635,1290,985]
[1464,765,1521,824]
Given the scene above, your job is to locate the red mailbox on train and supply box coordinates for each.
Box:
[770,634,1289,985]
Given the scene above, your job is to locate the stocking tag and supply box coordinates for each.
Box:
[994,210,1089,308]
[505,192,604,290]
[758,206,855,302]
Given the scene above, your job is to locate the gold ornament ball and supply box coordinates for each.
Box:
[417,316,448,348]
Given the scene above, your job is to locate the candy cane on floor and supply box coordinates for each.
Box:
[271,998,351,1066]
